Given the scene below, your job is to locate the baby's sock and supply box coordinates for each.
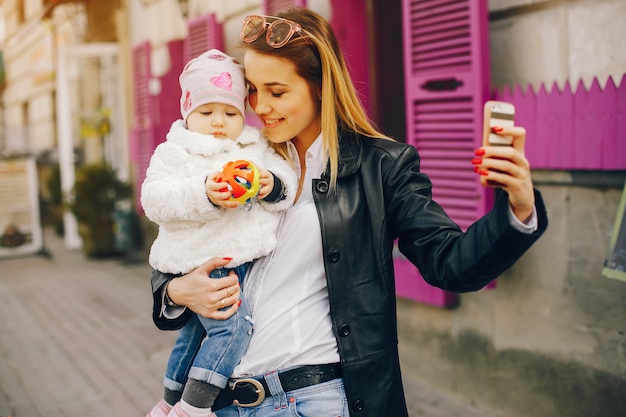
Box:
[181,379,221,412]
[163,387,182,407]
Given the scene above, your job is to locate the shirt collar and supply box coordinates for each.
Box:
[287,133,325,176]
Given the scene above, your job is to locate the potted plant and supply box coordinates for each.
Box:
[67,162,132,257]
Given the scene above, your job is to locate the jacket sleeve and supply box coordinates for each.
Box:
[141,143,222,224]
[151,269,193,330]
[388,145,548,292]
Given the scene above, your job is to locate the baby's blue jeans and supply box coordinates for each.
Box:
[162,263,253,392]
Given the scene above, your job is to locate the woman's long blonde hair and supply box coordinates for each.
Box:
[241,8,391,190]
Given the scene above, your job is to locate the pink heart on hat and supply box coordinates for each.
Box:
[211,72,232,91]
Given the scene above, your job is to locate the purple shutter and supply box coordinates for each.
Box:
[156,40,184,142]
[396,0,491,307]
[130,42,157,213]
[131,40,185,214]
[184,13,224,63]
[329,0,369,113]
[264,0,306,14]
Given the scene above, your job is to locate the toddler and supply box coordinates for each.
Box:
[141,49,296,417]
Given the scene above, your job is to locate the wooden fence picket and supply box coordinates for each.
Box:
[494,75,625,170]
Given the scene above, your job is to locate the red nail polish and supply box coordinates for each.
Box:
[223,257,233,261]
[475,148,485,156]
[479,169,490,176]
[491,126,503,133]
[471,158,482,165]
[473,166,480,173]
[238,300,242,307]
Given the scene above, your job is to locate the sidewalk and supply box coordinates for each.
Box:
[0,228,499,417]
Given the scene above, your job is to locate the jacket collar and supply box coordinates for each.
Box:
[335,128,363,178]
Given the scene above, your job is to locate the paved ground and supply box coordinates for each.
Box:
[0,229,501,417]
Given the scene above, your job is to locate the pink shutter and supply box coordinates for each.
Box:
[184,14,224,63]
[395,0,491,307]
[329,0,369,112]
[130,42,157,213]
[131,40,185,214]
[132,41,153,128]
[156,40,185,142]
[264,0,306,14]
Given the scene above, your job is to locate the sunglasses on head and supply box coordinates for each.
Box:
[240,15,308,48]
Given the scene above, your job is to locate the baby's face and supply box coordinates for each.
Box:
[186,103,244,139]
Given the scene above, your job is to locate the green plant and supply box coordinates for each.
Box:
[67,162,132,224]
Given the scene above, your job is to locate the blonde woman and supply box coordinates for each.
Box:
[155,8,548,417]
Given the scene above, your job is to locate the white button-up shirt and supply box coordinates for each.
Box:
[233,134,340,377]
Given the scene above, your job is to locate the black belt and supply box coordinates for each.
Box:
[213,363,342,411]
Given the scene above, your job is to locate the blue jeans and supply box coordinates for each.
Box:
[163,263,253,392]
[215,376,349,417]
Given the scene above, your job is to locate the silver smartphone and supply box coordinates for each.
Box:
[483,101,515,146]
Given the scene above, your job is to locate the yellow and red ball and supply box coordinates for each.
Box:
[216,160,260,205]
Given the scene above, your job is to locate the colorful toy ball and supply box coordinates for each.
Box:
[216,160,260,205]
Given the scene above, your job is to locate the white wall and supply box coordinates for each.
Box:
[489,0,626,91]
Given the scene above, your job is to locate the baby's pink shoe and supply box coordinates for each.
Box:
[166,402,217,417]
[146,399,173,417]
[166,403,190,417]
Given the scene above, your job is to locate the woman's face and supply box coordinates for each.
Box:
[243,49,321,148]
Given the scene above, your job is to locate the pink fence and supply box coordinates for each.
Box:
[494,74,626,170]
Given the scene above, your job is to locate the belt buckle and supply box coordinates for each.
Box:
[231,378,265,407]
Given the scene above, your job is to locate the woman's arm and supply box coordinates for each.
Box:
[389,139,547,293]
[151,257,241,330]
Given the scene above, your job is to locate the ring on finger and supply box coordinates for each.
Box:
[220,298,225,308]
[226,287,231,297]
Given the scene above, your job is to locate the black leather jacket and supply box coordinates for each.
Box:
[152,128,548,417]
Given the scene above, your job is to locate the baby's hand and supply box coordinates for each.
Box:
[205,172,239,209]
[257,168,274,200]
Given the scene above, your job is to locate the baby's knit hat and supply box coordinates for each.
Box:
[179,49,246,122]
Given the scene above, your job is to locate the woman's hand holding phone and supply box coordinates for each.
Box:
[474,101,535,222]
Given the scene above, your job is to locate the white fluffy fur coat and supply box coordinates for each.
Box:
[141,120,297,274]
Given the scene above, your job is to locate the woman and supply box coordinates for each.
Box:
[152,8,548,417]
